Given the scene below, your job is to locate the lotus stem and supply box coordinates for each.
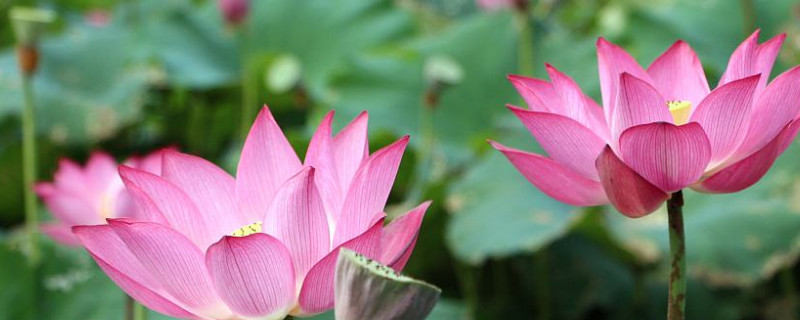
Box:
[667,190,686,320]
[740,0,756,36]
[513,7,534,76]
[20,71,39,266]
[514,6,550,318]
[534,249,551,320]
[780,267,797,319]
[238,24,255,142]
[406,82,438,204]
[134,301,147,320]
[126,295,147,320]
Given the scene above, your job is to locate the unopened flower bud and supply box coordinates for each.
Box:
[218,0,249,26]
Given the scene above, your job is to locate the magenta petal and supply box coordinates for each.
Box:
[696,122,797,193]
[125,148,168,176]
[263,168,330,279]
[84,152,119,195]
[596,146,670,218]
[509,106,606,180]
[545,64,596,127]
[36,192,99,226]
[52,158,88,192]
[94,258,199,319]
[206,234,295,319]
[507,74,560,113]
[76,222,199,319]
[305,111,343,220]
[333,111,370,189]
[619,122,711,192]
[689,75,760,165]
[778,119,800,154]
[719,30,786,91]
[119,166,217,248]
[73,224,166,295]
[237,106,303,223]
[733,66,800,161]
[379,201,430,271]
[297,219,383,315]
[108,220,231,318]
[161,151,246,237]
[647,40,710,107]
[597,37,652,120]
[490,141,608,206]
[611,73,672,142]
[41,223,80,246]
[32,182,55,197]
[333,137,408,247]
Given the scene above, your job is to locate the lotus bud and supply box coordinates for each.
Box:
[218,0,249,26]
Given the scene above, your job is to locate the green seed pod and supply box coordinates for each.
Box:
[334,249,441,320]
[10,7,55,46]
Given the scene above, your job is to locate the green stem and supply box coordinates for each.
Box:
[513,9,534,76]
[406,87,437,205]
[514,8,548,318]
[454,262,479,318]
[238,25,255,142]
[134,301,147,320]
[780,267,797,318]
[534,249,550,320]
[126,295,147,320]
[740,0,756,36]
[21,73,39,266]
[667,190,686,320]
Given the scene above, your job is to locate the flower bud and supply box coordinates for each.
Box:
[218,0,249,26]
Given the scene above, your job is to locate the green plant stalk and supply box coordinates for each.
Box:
[134,301,147,320]
[238,25,256,142]
[667,191,686,320]
[240,57,256,141]
[534,249,551,320]
[740,0,756,36]
[21,73,39,266]
[126,295,148,320]
[454,262,479,318]
[780,267,797,318]
[514,8,550,319]
[406,86,438,205]
[513,9,534,76]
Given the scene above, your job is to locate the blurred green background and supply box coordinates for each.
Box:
[2,0,800,319]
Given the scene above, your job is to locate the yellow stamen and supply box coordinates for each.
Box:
[230,221,263,237]
[668,101,691,125]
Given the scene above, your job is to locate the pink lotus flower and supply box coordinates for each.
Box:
[492,30,800,217]
[35,150,164,246]
[218,0,249,26]
[73,106,429,320]
[84,9,111,27]
[477,0,524,11]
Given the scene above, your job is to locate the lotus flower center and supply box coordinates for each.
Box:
[98,194,114,219]
[668,101,691,125]
[230,221,263,237]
